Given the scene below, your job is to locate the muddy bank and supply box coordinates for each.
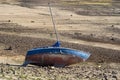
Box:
[61,32,120,45]
[1,23,120,45]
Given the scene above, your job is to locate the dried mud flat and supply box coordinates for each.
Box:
[0,0,120,80]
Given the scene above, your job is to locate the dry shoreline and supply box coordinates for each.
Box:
[0,0,120,79]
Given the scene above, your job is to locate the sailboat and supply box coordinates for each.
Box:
[22,3,90,67]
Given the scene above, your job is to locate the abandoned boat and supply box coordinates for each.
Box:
[22,41,90,67]
[22,3,90,67]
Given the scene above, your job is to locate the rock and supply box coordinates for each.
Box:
[4,46,12,50]
[112,71,117,74]
[8,20,11,22]
[112,75,117,80]
[31,21,35,23]
[103,73,108,80]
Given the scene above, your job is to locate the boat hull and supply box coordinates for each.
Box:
[23,53,83,67]
[22,47,90,67]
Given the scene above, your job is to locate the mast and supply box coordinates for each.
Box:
[48,3,59,42]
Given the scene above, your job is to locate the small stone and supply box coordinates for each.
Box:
[51,66,55,69]
[31,21,35,23]
[85,76,89,78]
[111,25,114,28]
[112,75,117,79]
[112,71,117,74]
[110,37,114,41]
[103,74,108,80]
[8,20,11,22]
[70,14,73,17]
[98,65,101,68]
[4,46,12,50]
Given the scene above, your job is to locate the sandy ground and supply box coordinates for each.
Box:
[0,0,120,80]
[0,4,120,50]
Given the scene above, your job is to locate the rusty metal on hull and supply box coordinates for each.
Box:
[25,53,83,67]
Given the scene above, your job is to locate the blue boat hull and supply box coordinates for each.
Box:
[22,47,90,67]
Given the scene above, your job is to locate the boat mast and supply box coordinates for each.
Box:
[48,3,59,42]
